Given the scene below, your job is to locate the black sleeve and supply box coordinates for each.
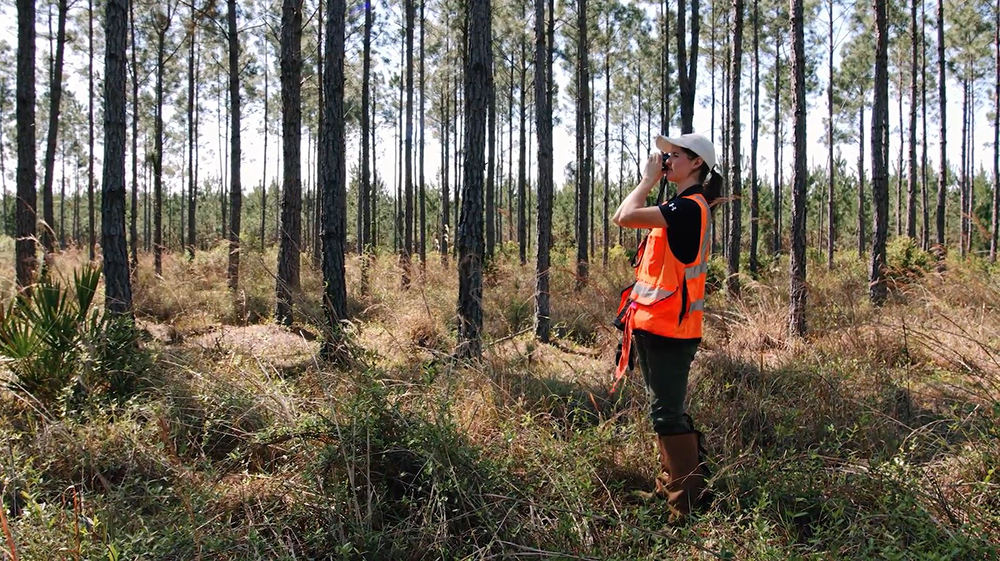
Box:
[658,198,702,265]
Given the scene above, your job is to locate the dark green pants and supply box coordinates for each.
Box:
[633,331,700,435]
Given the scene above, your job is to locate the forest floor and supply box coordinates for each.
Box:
[1,236,999,559]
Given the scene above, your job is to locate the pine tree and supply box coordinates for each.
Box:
[871,0,890,303]
[789,0,807,335]
[276,0,303,325]
[534,0,554,342]
[102,0,133,314]
[727,0,744,296]
[41,0,68,257]
[15,0,37,289]
[226,0,242,291]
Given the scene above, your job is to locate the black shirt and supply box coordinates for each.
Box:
[658,184,704,265]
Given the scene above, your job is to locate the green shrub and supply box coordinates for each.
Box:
[0,267,149,406]
[886,236,934,283]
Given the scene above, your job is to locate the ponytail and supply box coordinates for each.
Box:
[702,168,723,207]
[681,146,724,208]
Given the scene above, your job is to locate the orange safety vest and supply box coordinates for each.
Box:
[612,192,712,392]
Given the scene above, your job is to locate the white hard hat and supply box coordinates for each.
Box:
[655,133,717,170]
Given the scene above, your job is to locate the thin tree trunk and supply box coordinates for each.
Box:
[921,0,929,250]
[457,0,489,359]
[276,0,303,325]
[441,27,450,264]
[226,0,242,291]
[858,104,866,257]
[419,0,426,269]
[15,0,37,289]
[789,0,807,335]
[102,0,132,314]
[773,37,782,254]
[826,0,835,267]
[261,43,268,251]
[41,0,68,256]
[154,14,171,276]
[187,1,197,259]
[935,0,946,249]
[993,0,1000,263]
[871,0,890,304]
[749,0,759,275]
[727,0,743,296]
[485,1,496,262]
[576,0,591,290]
[602,15,609,268]
[88,0,96,262]
[535,0,553,342]
[518,38,528,265]
[313,1,323,268]
[402,0,414,286]
[906,0,917,240]
[960,77,968,256]
[321,0,348,357]
[677,0,700,133]
[360,0,372,285]
[130,0,139,270]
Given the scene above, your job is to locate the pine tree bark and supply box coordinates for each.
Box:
[535,0,553,342]
[321,0,348,357]
[576,0,591,290]
[360,0,372,286]
[858,105,866,257]
[130,1,139,271]
[187,1,197,259]
[276,0,303,325]
[440,30,450,264]
[727,0,744,296]
[906,0,917,239]
[749,0,760,275]
[485,3,496,262]
[602,15,610,268]
[935,0,946,248]
[402,0,414,287]
[871,0,890,304]
[772,36,782,254]
[457,0,490,359]
[261,46,268,251]
[41,0,68,256]
[419,0,426,268]
[518,39,528,265]
[313,1,323,269]
[226,0,242,291]
[676,0,700,133]
[153,8,172,276]
[993,0,999,263]
[88,0,96,262]
[789,0,807,335]
[826,0,835,268]
[15,0,37,289]
[102,0,133,314]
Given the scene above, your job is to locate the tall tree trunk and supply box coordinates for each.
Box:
[130,0,139,271]
[960,78,968,256]
[485,2,496,262]
[518,39,528,265]
[677,0,700,133]
[826,0,835,268]
[154,15,170,276]
[749,0,759,275]
[727,0,744,296]
[1,78,8,238]
[921,0,929,250]
[60,146,66,248]
[457,0,490,359]
[441,28,450,265]
[15,0,37,289]
[402,0,414,287]
[360,0,372,286]
[772,37,782,254]
[993,0,1000,263]
[102,0,132,314]
[419,0,426,268]
[261,45,268,251]
[535,0,554,342]
[871,0,890,304]
[602,16,610,267]
[88,0,96,262]
[276,0,303,325]
[227,0,242,291]
[906,0,918,240]
[576,0,591,290]
[41,0,67,256]
[187,3,198,259]
[314,1,323,269]
[789,0,807,335]
[321,0,347,357]
[858,104,866,257]
[935,0,946,249]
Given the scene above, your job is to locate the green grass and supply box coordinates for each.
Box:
[1,240,998,559]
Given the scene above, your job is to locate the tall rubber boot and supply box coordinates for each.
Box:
[661,431,708,521]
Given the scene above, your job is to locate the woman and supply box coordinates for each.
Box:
[611,133,721,521]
